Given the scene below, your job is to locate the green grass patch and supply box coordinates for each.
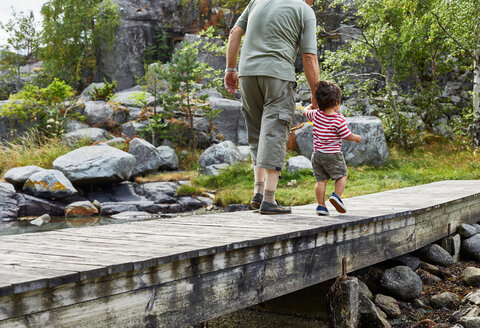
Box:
[191,138,480,206]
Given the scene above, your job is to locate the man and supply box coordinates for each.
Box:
[224,0,319,214]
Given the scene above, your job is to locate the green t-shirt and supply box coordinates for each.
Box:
[236,0,317,82]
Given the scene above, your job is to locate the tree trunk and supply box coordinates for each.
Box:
[473,48,480,147]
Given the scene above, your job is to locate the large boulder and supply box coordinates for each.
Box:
[4,165,45,189]
[83,101,116,128]
[462,234,480,261]
[294,116,389,166]
[0,182,18,221]
[52,145,136,185]
[121,120,149,138]
[134,182,177,204]
[95,0,200,90]
[286,155,312,172]
[87,182,146,203]
[210,97,246,144]
[379,266,422,301]
[64,127,113,145]
[16,193,66,217]
[198,141,242,168]
[23,169,77,199]
[128,138,162,176]
[156,145,179,170]
[417,244,454,267]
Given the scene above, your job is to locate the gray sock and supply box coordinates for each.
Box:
[264,189,275,203]
[254,182,264,195]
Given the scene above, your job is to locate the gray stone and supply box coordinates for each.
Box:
[193,116,210,133]
[374,294,401,318]
[111,90,155,107]
[99,202,138,216]
[379,266,422,301]
[430,291,460,310]
[225,204,250,212]
[419,261,443,277]
[463,290,480,306]
[472,223,480,233]
[23,169,77,199]
[459,317,480,328]
[121,120,149,138]
[463,267,480,287]
[0,182,18,220]
[210,97,244,143]
[286,155,312,172]
[134,182,177,203]
[459,224,478,238]
[441,234,462,259]
[462,234,480,261]
[79,82,106,101]
[53,145,136,185]
[202,163,230,176]
[16,193,65,217]
[83,101,116,128]
[295,117,390,166]
[4,166,44,189]
[329,277,360,328]
[156,145,179,170]
[105,137,126,147]
[64,127,113,145]
[418,244,454,267]
[127,107,144,120]
[177,196,203,211]
[393,255,420,270]
[30,214,51,226]
[358,279,373,300]
[199,141,242,168]
[128,138,162,176]
[110,211,153,220]
[236,145,250,162]
[359,293,391,328]
[64,119,89,133]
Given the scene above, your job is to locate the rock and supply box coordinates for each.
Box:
[459,317,480,328]
[53,145,136,185]
[463,267,480,287]
[440,234,462,259]
[64,127,113,145]
[193,116,210,133]
[16,193,65,217]
[286,155,312,172]
[177,196,203,211]
[409,319,439,328]
[105,137,126,147]
[99,202,138,215]
[458,224,478,238]
[419,261,443,277]
[198,141,242,168]
[110,211,153,220]
[65,201,99,218]
[134,182,177,204]
[430,292,460,310]
[380,266,422,301]
[359,293,391,328]
[79,82,105,101]
[121,120,150,138]
[30,214,51,226]
[64,119,89,133]
[83,101,116,128]
[472,223,480,233]
[87,182,146,203]
[0,182,18,221]
[128,138,162,176]
[111,90,154,107]
[418,244,454,267]
[463,290,480,306]
[225,204,250,212]
[156,145,179,170]
[4,165,45,188]
[126,107,144,120]
[294,117,390,166]
[374,294,401,318]
[417,269,442,285]
[210,97,244,144]
[358,279,373,300]
[462,234,480,261]
[236,145,250,161]
[329,277,360,328]
[393,255,420,270]
[23,169,77,199]
[202,163,230,176]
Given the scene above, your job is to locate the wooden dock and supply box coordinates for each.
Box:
[1,180,480,327]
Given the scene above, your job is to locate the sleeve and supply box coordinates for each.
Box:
[298,10,317,55]
[304,109,317,122]
[337,115,352,139]
[235,0,255,30]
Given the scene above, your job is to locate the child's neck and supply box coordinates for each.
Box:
[323,104,339,115]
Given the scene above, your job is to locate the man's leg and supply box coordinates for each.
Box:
[263,169,280,203]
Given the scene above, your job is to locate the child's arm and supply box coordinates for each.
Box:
[344,133,362,143]
[301,104,312,118]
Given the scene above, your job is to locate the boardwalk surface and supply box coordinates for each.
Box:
[0,180,480,327]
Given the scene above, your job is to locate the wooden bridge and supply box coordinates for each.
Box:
[0,180,480,327]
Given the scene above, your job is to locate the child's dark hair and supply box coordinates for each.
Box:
[315,80,342,110]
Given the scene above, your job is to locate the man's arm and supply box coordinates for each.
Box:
[224,25,245,95]
[302,53,319,108]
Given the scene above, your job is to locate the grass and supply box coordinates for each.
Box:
[190,137,480,206]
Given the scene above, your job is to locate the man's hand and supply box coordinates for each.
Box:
[224,71,239,94]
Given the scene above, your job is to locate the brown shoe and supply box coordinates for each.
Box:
[259,201,291,214]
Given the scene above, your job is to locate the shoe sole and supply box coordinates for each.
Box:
[250,201,261,210]
[259,210,292,214]
[316,211,329,216]
[329,197,346,213]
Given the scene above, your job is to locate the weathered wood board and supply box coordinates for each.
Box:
[0,180,479,327]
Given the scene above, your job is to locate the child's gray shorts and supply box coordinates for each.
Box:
[311,151,348,181]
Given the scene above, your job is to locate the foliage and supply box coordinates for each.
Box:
[40,0,120,89]
[88,79,117,101]
[0,79,75,138]
[142,28,172,65]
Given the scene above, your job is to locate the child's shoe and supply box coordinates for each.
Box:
[329,192,347,213]
[316,205,329,216]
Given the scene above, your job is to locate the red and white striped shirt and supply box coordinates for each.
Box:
[304,109,352,153]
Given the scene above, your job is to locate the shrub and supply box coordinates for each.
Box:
[88,79,117,101]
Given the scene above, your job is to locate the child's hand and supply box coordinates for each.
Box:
[305,104,312,110]
[356,135,362,143]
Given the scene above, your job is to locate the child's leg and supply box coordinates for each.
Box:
[315,180,328,206]
[334,176,347,197]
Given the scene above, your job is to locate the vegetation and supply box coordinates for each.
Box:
[88,79,117,101]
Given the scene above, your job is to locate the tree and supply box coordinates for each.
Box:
[40,0,120,90]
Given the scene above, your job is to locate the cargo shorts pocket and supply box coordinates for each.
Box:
[278,111,294,129]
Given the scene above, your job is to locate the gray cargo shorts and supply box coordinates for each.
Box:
[239,76,296,170]
[311,151,348,181]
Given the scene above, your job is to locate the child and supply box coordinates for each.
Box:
[302,80,362,215]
